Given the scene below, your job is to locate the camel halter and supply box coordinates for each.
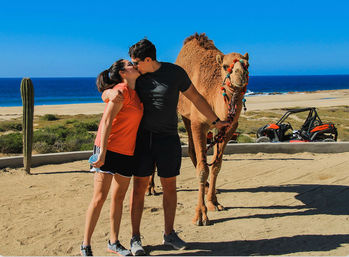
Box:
[206,59,249,166]
[220,59,249,104]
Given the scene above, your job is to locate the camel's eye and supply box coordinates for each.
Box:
[223,65,228,70]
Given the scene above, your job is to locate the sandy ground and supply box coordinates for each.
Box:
[1,152,349,256]
[1,89,349,121]
[1,90,349,256]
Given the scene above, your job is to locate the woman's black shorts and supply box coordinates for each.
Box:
[90,146,135,177]
[133,129,182,178]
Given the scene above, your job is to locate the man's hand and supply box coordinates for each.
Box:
[214,120,230,130]
[102,89,124,103]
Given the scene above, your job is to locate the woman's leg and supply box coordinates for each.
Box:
[83,172,113,246]
[109,174,131,243]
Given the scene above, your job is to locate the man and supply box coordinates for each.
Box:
[108,39,228,255]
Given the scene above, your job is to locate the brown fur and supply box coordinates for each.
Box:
[176,33,249,226]
[183,33,218,51]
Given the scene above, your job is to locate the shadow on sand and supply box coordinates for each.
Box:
[31,170,90,175]
[148,184,349,255]
[223,157,315,161]
[216,184,349,222]
[148,234,349,255]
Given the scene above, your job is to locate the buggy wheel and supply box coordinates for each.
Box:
[256,136,271,143]
[256,127,265,138]
[322,138,335,142]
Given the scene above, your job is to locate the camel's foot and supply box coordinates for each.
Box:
[192,217,213,226]
[192,208,213,226]
[146,187,158,196]
[207,201,225,211]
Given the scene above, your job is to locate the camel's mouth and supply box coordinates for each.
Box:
[225,73,249,89]
[233,74,249,88]
[222,59,249,89]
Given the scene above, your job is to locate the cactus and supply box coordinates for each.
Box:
[20,78,34,174]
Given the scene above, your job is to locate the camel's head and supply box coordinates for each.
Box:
[216,53,249,89]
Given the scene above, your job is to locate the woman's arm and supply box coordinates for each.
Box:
[92,100,123,168]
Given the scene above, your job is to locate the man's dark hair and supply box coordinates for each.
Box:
[129,39,156,61]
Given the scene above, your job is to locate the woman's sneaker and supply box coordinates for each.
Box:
[107,240,132,256]
[80,244,93,256]
[130,235,146,256]
[163,230,187,250]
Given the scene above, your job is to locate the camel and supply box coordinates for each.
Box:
[176,33,249,226]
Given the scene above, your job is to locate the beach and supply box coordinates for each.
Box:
[1,89,349,256]
[1,152,349,256]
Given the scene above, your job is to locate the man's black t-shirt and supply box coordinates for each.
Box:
[135,62,192,135]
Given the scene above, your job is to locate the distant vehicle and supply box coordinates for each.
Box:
[256,107,338,143]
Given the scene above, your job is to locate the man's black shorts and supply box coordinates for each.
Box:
[133,129,182,178]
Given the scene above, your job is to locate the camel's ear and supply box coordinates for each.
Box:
[244,53,249,61]
[216,54,224,65]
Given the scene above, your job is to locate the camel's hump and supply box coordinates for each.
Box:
[183,33,218,50]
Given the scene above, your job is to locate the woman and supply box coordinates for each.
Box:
[81,59,143,256]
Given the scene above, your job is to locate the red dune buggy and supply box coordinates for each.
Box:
[256,107,338,143]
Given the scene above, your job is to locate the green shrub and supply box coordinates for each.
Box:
[40,114,59,121]
[64,132,94,152]
[34,130,59,145]
[31,125,95,154]
[33,141,55,154]
[237,134,254,143]
[0,133,22,153]
[80,143,94,151]
[0,121,22,132]
[73,121,99,131]
[65,119,78,125]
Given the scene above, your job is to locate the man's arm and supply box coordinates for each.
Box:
[182,84,229,129]
[102,88,124,103]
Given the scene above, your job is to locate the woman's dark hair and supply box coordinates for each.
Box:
[96,59,125,92]
[128,38,156,61]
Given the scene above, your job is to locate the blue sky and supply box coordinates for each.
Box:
[1,0,349,77]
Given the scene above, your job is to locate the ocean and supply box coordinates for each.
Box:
[1,75,349,107]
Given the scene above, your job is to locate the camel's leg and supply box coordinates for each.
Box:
[207,123,239,211]
[182,116,197,167]
[183,116,210,193]
[191,122,211,226]
[146,165,157,196]
[206,142,224,211]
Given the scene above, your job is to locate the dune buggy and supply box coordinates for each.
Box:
[256,107,338,143]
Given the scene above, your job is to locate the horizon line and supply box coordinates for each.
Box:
[1,74,349,79]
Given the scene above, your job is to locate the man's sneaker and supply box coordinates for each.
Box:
[107,240,132,256]
[130,235,146,256]
[163,230,187,250]
[80,243,93,256]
